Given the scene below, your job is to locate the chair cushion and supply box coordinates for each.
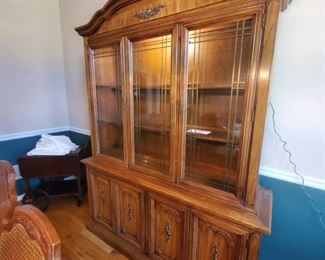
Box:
[0,223,45,260]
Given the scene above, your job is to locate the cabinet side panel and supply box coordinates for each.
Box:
[245,0,281,207]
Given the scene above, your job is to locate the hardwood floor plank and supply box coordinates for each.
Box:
[45,196,128,260]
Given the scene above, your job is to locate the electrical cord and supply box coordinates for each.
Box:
[269,102,325,230]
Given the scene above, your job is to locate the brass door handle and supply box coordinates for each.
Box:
[100,192,106,205]
[210,242,219,260]
[127,203,133,222]
[164,221,172,242]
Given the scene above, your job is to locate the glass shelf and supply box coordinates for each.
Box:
[187,83,246,90]
[186,125,241,143]
[133,85,171,90]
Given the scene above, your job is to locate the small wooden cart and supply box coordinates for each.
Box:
[18,142,91,210]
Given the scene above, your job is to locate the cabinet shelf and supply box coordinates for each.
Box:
[133,85,171,90]
[135,154,169,172]
[135,123,170,133]
[186,161,236,191]
[131,85,245,93]
[129,123,240,144]
[98,120,123,125]
[187,125,240,144]
[188,82,246,90]
[96,85,122,90]
[132,124,240,144]
[99,119,170,133]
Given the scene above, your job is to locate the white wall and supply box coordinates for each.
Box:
[0,0,68,135]
[59,0,106,133]
[261,0,325,183]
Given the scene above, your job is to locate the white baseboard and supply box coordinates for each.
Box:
[0,126,70,142]
[0,126,90,142]
[69,127,91,136]
[13,165,24,202]
[259,167,325,191]
[17,194,25,202]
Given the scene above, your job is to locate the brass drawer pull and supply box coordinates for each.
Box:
[164,221,172,242]
[100,192,106,205]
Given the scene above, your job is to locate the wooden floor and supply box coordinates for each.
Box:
[45,196,128,260]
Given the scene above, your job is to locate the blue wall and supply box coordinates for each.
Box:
[0,131,90,195]
[260,176,325,260]
[0,131,324,259]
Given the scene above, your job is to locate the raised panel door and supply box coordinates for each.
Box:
[190,212,248,260]
[94,175,114,229]
[149,195,188,260]
[118,182,145,249]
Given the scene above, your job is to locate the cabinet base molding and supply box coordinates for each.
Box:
[86,219,150,260]
[85,167,271,260]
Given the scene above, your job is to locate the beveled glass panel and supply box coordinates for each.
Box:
[132,35,172,174]
[94,45,124,160]
[185,19,253,193]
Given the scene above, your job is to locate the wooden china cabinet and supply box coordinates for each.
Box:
[76,0,289,259]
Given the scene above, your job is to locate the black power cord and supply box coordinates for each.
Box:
[269,102,325,230]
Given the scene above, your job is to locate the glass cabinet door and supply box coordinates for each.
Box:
[131,34,173,175]
[93,44,124,160]
[184,19,254,194]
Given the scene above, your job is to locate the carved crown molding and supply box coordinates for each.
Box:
[75,0,140,37]
[76,0,293,37]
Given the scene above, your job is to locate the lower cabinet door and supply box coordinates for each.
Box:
[92,173,114,229]
[190,211,248,260]
[149,194,188,260]
[117,182,145,249]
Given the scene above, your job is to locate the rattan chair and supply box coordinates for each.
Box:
[0,160,61,260]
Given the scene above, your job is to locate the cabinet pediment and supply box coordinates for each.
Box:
[76,0,252,37]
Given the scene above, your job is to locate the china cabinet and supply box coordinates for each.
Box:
[76,0,287,259]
